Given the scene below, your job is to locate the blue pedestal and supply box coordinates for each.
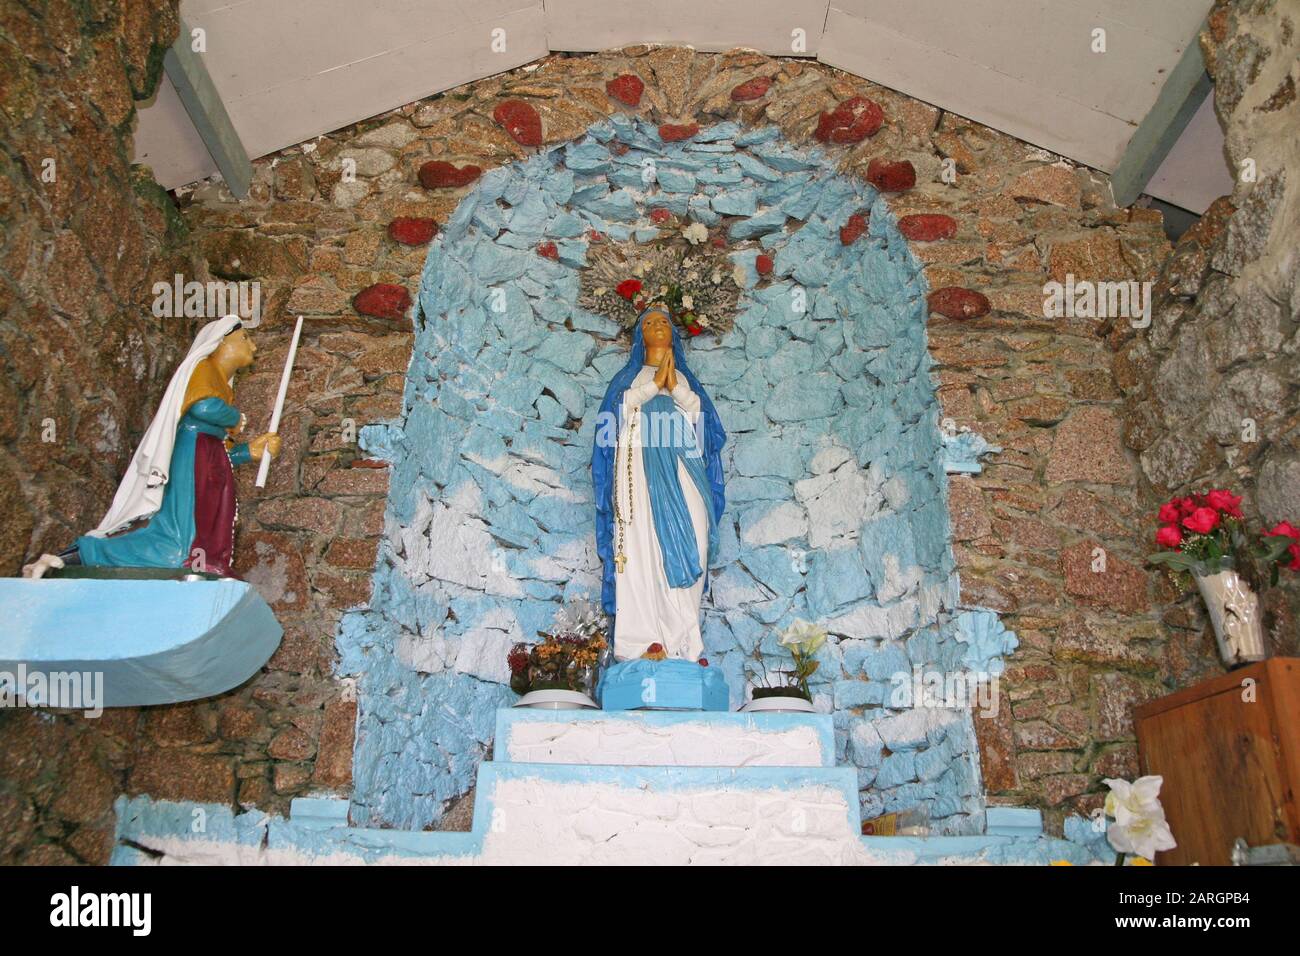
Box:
[599,658,729,711]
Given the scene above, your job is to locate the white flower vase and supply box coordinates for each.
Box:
[1194,570,1266,667]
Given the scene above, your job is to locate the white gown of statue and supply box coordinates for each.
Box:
[613,365,710,661]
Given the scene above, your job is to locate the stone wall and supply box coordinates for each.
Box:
[8,34,1256,862]
[0,0,196,572]
[339,116,1006,833]
[1115,0,1300,649]
[174,47,1179,837]
[0,0,214,865]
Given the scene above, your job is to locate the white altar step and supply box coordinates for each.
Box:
[455,711,864,863]
[461,762,869,865]
[112,707,1098,864]
[494,708,835,768]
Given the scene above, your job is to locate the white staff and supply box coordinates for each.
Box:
[255,315,304,488]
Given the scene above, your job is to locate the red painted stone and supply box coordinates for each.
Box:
[649,208,672,224]
[897,213,958,241]
[353,283,411,321]
[587,229,606,242]
[606,74,645,107]
[537,241,559,260]
[417,160,481,189]
[866,158,916,192]
[387,217,438,245]
[610,141,630,156]
[711,236,726,249]
[840,212,869,245]
[813,96,884,144]
[928,286,991,319]
[493,99,543,147]
[730,77,772,102]
[352,458,390,469]
[755,253,774,276]
[658,122,699,143]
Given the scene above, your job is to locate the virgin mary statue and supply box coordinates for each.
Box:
[592,305,726,661]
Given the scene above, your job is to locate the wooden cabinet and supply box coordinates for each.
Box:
[1134,658,1300,866]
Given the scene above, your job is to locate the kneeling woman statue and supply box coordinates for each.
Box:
[24,315,280,578]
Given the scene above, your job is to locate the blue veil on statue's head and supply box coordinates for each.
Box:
[591,306,727,614]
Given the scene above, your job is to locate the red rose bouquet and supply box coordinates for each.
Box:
[1147,488,1298,586]
[1148,488,1296,665]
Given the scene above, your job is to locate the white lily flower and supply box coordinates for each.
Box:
[683,222,708,245]
[682,294,694,310]
[779,618,827,654]
[1103,776,1177,861]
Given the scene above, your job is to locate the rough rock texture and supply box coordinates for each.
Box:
[0,0,211,865]
[341,115,1001,833]
[0,0,196,574]
[1113,0,1300,652]
[4,37,1218,862]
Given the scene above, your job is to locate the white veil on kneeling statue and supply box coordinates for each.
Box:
[87,314,243,538]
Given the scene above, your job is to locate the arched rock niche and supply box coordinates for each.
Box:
[338,117,1015,832]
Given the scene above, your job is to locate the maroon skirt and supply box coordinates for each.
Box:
[187,432,238,577]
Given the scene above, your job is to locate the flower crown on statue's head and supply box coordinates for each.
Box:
[579,218,745,339]
[617,281,705,337]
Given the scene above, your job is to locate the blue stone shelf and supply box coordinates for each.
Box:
[0,577,281,707]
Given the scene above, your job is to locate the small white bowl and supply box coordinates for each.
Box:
[513,690,599,710]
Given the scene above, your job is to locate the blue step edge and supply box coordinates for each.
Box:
[985,806,1045,837]
[289,797,350,829]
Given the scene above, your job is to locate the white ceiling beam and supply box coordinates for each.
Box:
[131,0,1228,212]
[817,0,1212,172]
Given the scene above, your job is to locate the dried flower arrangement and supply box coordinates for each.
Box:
[507,599,609,697]
[577,216,745,337]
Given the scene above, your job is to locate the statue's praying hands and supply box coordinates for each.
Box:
[653,349,678,392]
